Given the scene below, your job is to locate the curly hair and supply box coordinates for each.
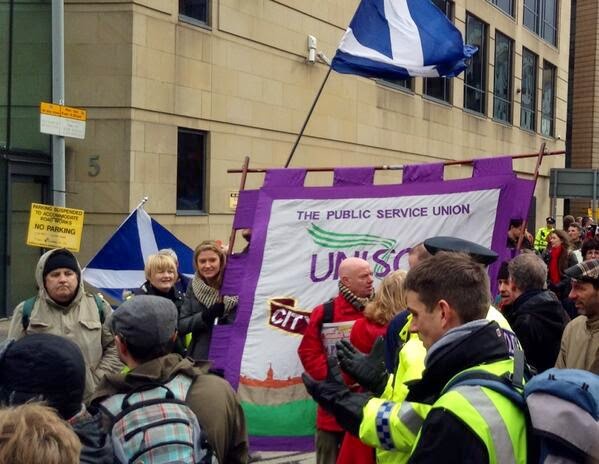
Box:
[0,403,81,464]
[363,270,408,325]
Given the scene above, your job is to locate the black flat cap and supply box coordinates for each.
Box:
[424,236,498,266]
[564,259,599,283]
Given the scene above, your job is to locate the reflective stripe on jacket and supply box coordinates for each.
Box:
[414,358,527,464]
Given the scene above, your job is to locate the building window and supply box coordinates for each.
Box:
[493,32,513,123]
[378,78,413,91]
[464,14,488,114]
[523,0,558,45]
[541,61,556,137]
[520,48,537,131]
[179,0,210,26]
[424,0,452,103]
[490,0,514,17]
[177,128,207,212]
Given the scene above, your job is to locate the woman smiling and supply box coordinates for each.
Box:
[178,240,238,361]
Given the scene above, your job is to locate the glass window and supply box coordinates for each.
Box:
[9,0,52,152]
[493,32,513,123]
[524,0,558,46]
[424,0,452,103]
[523,0,539,31]
[177,128,207,212]
[0,0,9,149]
[541,61,556,137]
[378,78,413,91]
[520,48,537,131]
[464,14,487,114]
[542,0,557,45]
[179,0,210,25]
[490,0,514,16]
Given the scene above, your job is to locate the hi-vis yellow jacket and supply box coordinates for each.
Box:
[359,307,515,464]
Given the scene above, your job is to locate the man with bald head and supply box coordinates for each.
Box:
[298,257,374,464]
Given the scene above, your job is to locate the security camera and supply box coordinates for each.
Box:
[307,35,317,63]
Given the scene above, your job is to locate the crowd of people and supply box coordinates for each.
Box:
[1,215,598,464]
[0,240,249,464]
[299,221,599,464]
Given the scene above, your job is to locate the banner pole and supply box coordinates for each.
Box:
[230,149,565,174]
[284,66,333,168]
[226,156,250,260]
[517,142,546,252]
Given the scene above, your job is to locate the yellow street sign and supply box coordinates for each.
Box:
[40,102,87,139]
[27,203,85,252]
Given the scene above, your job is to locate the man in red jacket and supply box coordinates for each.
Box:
[298,257,374,464]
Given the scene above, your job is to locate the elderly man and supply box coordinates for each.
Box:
[504,253,569,372]
[556,260,599,374]
[7,248,121,400]
[298,257,373,464]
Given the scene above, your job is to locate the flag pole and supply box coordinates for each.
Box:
[226,156,250,260]
[81,196,150,271]
[517,142,546,252]
[284,64,333,168]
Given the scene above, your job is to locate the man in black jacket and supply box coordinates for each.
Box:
[504,252,570,372]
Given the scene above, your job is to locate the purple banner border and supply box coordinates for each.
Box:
[222,173,534,448]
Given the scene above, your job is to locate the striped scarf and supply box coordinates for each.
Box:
[191,275,238,314]
[338,281,373,310]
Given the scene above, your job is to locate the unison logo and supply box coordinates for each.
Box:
[307,223,406,282]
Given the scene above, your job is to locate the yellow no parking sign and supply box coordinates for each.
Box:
[27,203,85,252]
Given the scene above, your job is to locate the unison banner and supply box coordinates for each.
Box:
[217,164,533,450]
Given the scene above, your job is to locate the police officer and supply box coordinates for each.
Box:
[303,251,527,463]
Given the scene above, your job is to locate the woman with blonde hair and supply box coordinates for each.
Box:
[337,269,408,464]
[179,240,238,360]
[0,404,81,464]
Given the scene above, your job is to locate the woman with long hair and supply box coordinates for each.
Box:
[178,241,238,360]
[336,270,408,464]
[546,229,578,317]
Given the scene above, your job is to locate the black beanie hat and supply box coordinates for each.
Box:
[0,334,86,419]
[43,249,80,280]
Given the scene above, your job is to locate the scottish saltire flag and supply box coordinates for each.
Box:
[331,0,477,79]
[82,207,194,302]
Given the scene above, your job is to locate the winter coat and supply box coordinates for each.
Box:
[70,410,113,464]
[503,289,570,373]
[91,353,249,464]
[297,293,365,432]
[7,249,122,401]
[555,314,599,374]
[178,284,237,360]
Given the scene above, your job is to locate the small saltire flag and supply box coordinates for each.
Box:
[331,0,477,79]
[82,207,194,303]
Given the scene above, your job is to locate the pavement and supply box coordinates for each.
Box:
[0,318,316,463]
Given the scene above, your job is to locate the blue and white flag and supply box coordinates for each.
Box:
[82,207,194,302]
[331,0,477,79]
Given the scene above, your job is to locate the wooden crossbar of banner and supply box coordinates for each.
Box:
[227,149,565,174]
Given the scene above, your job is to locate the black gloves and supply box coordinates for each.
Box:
[202,302,225,324]
[302,357,371,436]
[336,337,388,396]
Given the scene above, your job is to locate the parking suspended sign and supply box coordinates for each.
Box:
[27,203,85,252]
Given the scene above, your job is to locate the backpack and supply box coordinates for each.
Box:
[98,374,215,464]
[446,349,599,463]
[22,293,106,330]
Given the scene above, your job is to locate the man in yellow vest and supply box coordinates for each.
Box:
[303,252,527,463]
